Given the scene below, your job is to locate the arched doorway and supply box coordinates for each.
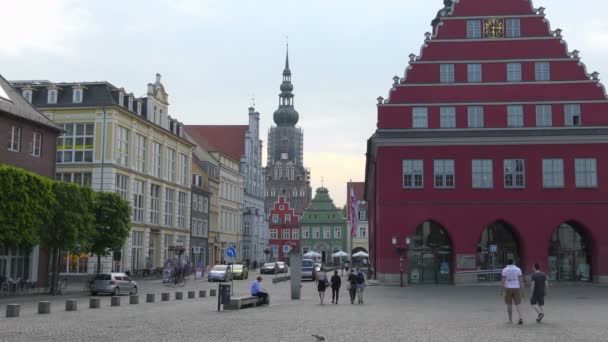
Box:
[407,221,453,284]
[548,222,592,282]
[477,221,520,282]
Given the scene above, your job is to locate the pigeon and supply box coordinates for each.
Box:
[311,335,326,341]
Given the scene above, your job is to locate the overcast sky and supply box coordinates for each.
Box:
[2,0,608,206]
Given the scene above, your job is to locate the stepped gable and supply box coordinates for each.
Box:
[377,0,608,130]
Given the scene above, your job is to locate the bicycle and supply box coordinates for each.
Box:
[51,278,67,295]
[83,276,94,295]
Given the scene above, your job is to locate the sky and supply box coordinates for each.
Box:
[2,0,608,206]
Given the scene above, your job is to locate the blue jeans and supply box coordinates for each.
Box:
[253,292,269,305]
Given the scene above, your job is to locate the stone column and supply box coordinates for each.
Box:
[289,252,301,300]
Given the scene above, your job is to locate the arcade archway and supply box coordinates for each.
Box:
[477,221,521,281]
[407,221,453,284]
[548,222,592,282]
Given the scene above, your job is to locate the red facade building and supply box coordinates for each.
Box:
[366,0,608,284]
[268,196,300,261]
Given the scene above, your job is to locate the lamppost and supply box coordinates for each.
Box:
[392,236,411,288]
[263,248,270,263]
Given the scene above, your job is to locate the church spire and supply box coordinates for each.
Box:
[273,43,299,127]
[284,43,290,73]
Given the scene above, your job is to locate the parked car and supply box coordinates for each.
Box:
[261,263,276,274]
[208,265,232,282]
[91,273,138,296]
[232,264,249,280]
[301,258,315,280]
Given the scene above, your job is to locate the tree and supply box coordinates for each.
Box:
[88,192,131,274]
[41,182,96,292]
[0,165,54,248]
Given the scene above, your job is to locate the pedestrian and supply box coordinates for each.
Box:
[356,267,366,304]
[530,263,548,323]
[251,276,269,305]
[316,267,329,305]
[501,259,524,325]
[330,270,341,304]
[347,269,358,304]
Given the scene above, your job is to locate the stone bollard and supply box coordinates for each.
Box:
[65,299,78,311]
[6,304,20,318]
[199,290,207,298]
[188,291,195,299]
[146,294,155,303]
[38,301,51,314]
[175,292,183,300]
[210,289,217,296]
[111,296,121,307]
[90,298,101,309]
[130,295,139,305]
[161,292,170,301]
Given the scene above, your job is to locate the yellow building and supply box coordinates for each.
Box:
[12,74,194,275]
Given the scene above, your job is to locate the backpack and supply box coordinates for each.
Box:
[357,272,365,284]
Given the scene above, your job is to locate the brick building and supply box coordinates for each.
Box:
[268,196,300,261]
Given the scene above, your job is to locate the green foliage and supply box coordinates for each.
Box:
[87,192,131,257]
[0,165,54,248]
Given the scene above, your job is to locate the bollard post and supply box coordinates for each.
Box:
[65,299,78,311]
[6,304,20,318]
[130,295,139,305]
[199,290,207,298]
[111,296,121,307]
[161,292,170,301]
[188,291,195,299]
[146,294,155,303]
[89,298,100,309]
[175,291,183,300]
[38,301,51,314]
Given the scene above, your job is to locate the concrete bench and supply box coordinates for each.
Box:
[223,295,268,310]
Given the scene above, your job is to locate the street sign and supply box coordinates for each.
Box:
[489,244,497,253]
[226,247,236,258]
[193,246,201,254]
[283,245,290,253]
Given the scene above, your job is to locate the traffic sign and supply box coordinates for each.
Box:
[489,244,497,253]
[283,245,290,253]
[226,247,236,258]
[193,246,201,254]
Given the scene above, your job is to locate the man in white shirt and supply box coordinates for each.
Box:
[501,259,524,325]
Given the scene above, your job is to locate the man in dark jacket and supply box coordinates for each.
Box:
[347,269,358,304]
[330,270,341,304]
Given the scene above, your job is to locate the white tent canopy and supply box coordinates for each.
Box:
[303,251,321,258]
[352,251,369,258]
[332,251,348,258]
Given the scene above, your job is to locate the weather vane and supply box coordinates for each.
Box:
[250,93,255,108]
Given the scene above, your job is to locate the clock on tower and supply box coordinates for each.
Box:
[484,18,505,38]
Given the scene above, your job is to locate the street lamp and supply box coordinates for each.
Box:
[392,236,411,287]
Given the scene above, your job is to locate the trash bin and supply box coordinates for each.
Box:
[219,284,231,305]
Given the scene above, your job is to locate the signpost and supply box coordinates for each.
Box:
[226,247,236,295]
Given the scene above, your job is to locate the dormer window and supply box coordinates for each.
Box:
[137,101,142,115]
[22,89,33,103]
[47,89,57,104]
[128,96,133,111]
[73,88,83,103]
[118,92,125,106]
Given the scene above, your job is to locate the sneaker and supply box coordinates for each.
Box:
[518,319,523,325]
[536,313,544,323]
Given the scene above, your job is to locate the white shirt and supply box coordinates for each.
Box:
[502,265,522,289]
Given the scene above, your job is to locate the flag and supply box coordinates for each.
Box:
[349,184,358,238]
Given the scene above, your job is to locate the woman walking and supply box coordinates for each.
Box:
[347,269,358,304]
[356,268,366,304]
[316,267,329,305]
[330,270,341,304]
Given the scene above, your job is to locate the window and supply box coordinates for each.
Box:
[434,159,455,189]
[272,214,279,223]
[133,179,145,223]
[313,227,320,239]
[536,105,553,127]
[575,158,597,188]
[282,229,290,240]
[565,104,581,126]
[440,107,456,128]
[203,197,209,214]
[412,107,428,128]
[22,89,32,103]
[506,18,521,38]
[116,126,129,167]
[56,172,92,187]
[302,227,309,239]
[334,226,342,239]
[119,92,124,106]
[467,64,482,83]
[115,174,128,200]
[440,64,455,83]
[131,231,144,270]
[285,214,291,224]
[535,62,550,81]
[542,159,564,188]
[324,227,331,239]
[164,189,175,226]
[73,89,82,103]
[47,89,57,104]
[504,159,525,189]
[7,126,21,152]
[56,123,94,163]
[150,184,161,224]
[178,192,187,228]
[403,160,424,189]
[507,105,524,128]
[292,229,299,239]
[202,220,209,237]
[180,153,189,186]
[128,97,133,111]
[507,63,522,82]
[167,148,176,182]
[134,134,146,173]
[137,101,142,115]
[467,20,481,38]
[359,226,367,238]
[152,142,162,178]
[358,210,367,221]
[30,131,42,157]
[472,160,493,189]
[192,218,198,236]
[467,106,484,128]
[270,229,278,239]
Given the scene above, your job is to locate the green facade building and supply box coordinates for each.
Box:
[299,187,347,262]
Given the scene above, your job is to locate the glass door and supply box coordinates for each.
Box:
[421,251,437,284]
[436,249,452,284]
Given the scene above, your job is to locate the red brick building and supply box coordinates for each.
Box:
[268,196,300,261]
[365,0,608,284]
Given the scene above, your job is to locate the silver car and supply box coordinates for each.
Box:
[208,265,232,282]
[91,273,138,296]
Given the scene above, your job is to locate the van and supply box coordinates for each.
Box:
[301,258,315,280]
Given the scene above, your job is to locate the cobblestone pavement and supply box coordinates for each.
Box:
[1,272,608,342]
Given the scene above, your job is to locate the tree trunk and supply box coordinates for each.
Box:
[97,254,101,274]
[49,248,57,294]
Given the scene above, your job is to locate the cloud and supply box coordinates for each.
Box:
[164,0,225,23]
[306,152,366,207]
[0,0,90,57]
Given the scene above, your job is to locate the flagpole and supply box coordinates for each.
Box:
[349,180,353,269]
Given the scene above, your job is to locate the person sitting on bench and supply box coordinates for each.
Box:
[251,276,269,305]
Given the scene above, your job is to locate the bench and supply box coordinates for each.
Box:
[223,295,269,310]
